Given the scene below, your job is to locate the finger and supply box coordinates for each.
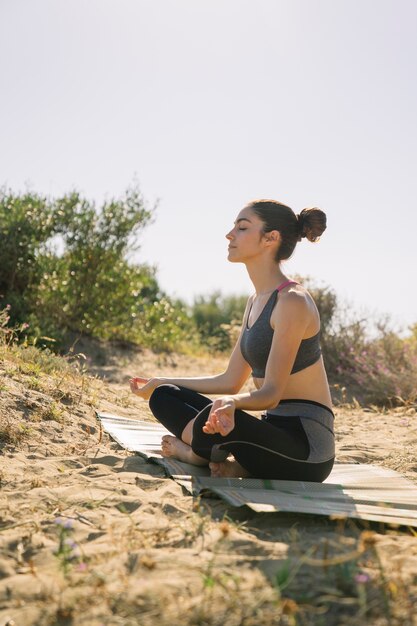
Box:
[204,416,217,434]
[212,416,223,435]
[207,410,218,424]
[204,421,217,434]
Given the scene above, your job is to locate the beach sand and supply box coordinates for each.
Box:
[1,345,416,626]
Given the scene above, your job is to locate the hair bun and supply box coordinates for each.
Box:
[297,207,327,242]
[296,213,305,240]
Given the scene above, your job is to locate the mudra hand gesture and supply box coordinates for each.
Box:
[203,396,236,436]
[129,377,161,401]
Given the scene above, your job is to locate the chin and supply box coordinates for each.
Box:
[228,249,240,262]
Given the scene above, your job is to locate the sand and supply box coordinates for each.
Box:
[0,344,416,626]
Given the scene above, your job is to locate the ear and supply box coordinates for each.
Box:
[263,230,281,245]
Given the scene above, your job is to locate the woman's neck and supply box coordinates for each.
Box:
[245,261,287,296]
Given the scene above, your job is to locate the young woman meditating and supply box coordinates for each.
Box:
[129,199,334,481]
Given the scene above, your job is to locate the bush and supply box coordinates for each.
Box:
[302,277,417,407]
[132,296,199,353]
[325,318,417,407]
[0,185,198,352]
[191,291,247,351]
[0,189,61,322]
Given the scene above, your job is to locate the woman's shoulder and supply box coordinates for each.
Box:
[273,284,314,321]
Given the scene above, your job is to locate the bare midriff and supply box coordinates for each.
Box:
[252,357,333,409]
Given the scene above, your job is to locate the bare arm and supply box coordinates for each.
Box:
[130,297,254,399]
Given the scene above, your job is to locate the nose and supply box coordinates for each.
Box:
[226,229,234,240]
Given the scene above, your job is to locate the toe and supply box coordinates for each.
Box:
[209,462,220,477]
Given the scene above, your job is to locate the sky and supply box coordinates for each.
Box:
[1,0,416,331]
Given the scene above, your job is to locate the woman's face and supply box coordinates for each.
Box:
[226,206,269,263]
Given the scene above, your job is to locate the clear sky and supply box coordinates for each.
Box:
[1,0,416,330]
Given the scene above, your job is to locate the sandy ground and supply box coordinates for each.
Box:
[1,344,417,626]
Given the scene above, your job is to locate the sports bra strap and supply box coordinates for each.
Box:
[276,280,298,292]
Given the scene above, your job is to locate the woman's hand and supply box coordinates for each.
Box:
[203,396,236,436]
[129,376,161,401]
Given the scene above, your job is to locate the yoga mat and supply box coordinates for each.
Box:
[97,412,417,527]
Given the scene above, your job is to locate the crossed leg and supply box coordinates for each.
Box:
[150,384,252,477]
[161,417,208,466]
[160,416,249,476]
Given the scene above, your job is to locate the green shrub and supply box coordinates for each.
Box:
[191,291,247,351]
[132,296,199,353]
[0,189,61,322]
[0,185,197,352]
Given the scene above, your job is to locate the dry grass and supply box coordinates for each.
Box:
[0,340,416,626]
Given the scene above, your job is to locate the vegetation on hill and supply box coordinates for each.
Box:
[0,185,195,351]
[1,187,416,407]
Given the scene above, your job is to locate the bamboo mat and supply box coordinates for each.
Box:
[97,412,417,527]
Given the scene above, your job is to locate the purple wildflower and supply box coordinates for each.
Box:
[355,573,371,584]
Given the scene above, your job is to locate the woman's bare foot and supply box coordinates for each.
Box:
[161,435,208,466]
[209,459,251,478]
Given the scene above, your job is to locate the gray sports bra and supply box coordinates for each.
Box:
[240,284,322,378]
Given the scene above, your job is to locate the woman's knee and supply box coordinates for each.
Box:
[149,384,179,413]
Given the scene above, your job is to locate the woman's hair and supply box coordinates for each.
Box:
[248,199,327,262]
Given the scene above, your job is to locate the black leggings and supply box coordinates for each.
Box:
[149,384,334,481]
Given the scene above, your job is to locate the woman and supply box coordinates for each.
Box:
[129,199,334,481]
